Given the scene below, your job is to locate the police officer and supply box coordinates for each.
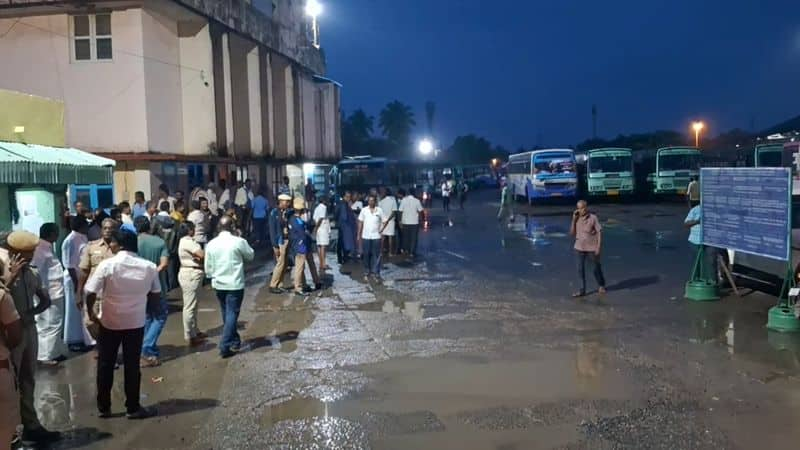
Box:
[268,194,293,294]
[78,218,118,318]
[5,231,60,444]
[0,258,23,450]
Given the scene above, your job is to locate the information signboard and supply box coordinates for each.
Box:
[701,167,791,261]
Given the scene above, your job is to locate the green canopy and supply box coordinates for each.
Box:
[0,141,115,185]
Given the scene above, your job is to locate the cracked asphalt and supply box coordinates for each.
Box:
[26,190,800,449]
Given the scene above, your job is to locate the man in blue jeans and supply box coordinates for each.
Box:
[134,216,169,367]
[204,215,255,358]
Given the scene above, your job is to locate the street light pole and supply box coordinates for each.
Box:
[692,121,704,148]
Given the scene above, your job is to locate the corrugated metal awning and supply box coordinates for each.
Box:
[0,141,115,185]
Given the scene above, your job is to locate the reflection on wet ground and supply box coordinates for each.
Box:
[31,194,800,449]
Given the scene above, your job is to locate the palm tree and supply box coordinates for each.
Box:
[346,109,374,142]
[379,100,416,146]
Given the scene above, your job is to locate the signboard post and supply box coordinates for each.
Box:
[697,167,798,331]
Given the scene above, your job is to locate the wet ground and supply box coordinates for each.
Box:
[27,191,800,449]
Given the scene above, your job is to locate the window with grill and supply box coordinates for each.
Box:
[71,14,112,61]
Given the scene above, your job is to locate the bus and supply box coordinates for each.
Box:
[754,143,784,167]
[331,156,417,197]
[652,147,701,195]
[507,149,578,203]
[586,148,635,196]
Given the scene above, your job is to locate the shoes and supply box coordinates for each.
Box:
[98,409,112,419]
[195,331,208,339]
[302,285,313,293]
[126,406,157,420]
[269,287,285,294]
[189,336,206,346]
[38,359,60,367]
[68,343,94,353]
[22,427,62,443]
[294,291,309,298]
[140,356,161,368]
[220,350,236,359]
[372,275,383,283]
[314,283,323,291]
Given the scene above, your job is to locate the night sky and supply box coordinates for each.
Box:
[321,0,800,149]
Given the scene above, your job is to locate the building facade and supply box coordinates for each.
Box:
[0,0,341,203]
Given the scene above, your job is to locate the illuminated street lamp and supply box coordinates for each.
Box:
[418,138,434,156]
[692,121,704,147]
[305,0,322,48]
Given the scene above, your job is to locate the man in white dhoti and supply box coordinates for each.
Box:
[32,223,68,365]
[61,216,94,351]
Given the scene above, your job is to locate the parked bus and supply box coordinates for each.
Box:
[754,143,784,167]
[652,147,701,195]
[586,148,635,196]
[507,149,578,203]
[331,157,420,197]
[726,141,800,295]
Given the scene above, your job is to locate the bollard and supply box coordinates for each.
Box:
[685,245,719,302]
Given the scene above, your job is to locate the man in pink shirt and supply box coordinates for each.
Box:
[570,200,606,297]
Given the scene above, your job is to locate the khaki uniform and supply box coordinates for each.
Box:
[0,286,21,450]
[8,267,43,433]
[79,239,113,316]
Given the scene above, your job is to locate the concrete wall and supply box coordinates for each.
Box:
[247,46,263,156]
[178,21,216,156]
[0,11,149,152]
[228,33,252,158]
[271,53,291,159]
[142,8,183,153]
[300,74,319,160]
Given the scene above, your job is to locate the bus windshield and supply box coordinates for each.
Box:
[533,153,575,174]
[589,155,632,174]
[756,150,783,167]
[339,163,388,187]
[659,153,700,172]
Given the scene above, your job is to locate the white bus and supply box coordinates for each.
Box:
[507,149,578,203]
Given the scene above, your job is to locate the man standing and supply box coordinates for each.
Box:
[205,182,219,217]
[157,184,176,212]
[378,188,399,256]
[458,180,469,210]
[289,198,321,296]
[335,192,357,263]
[687,176,700,208]
[313,197,331,271]
[441,179,452,212]
[132,191,147,218]
[177,222,206,346]
[187,199,211,248]
[251,188,269,247]
[498,183,514,224]
[134,217,169,367]
[305,178,316,204]
[78,218,118,322]
[85,229,160,419]
[0,264,23,450]
[268,194,292,293]
[62,216,94,352]
[278,176,292,197]
[358,195,386,281]
[204,216,255,358]
[32,224,67,365]
[119,201,134,225]
[234,179,254,236]
[5,231,60,444]
[570,200,606,297]
[217,180,232,213]
[399,188,424,258]
[685,199,716,280]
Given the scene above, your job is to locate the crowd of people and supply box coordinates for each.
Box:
[0,174,436,449]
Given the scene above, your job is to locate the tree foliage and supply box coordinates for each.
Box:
[379,100,416,146]
[445,134,509,164]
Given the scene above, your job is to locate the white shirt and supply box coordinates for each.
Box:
[61,231,88,270]
[378,196,398,217]
[206,189,219,215]
[234,187,249,207]
[358,206,385,240]
[32,240,64,299]
[351,200,363,211]
[399,196,424,225]
[218,188,231,210]
[121,213,133,225]
[84,251,161,330]
[313,204,329,225]
[204,231,255,291]
[441,182,451,197]
[187,209,210,244]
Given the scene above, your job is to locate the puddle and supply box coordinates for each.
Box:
[261,397,336,427]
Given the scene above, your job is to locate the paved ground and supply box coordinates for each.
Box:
[24,190,800,449]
